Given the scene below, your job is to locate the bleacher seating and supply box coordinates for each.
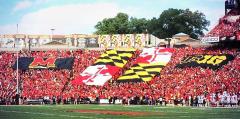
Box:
[94,47,240,105]
[0,47,239,106]
[0,52,17,104]
[206,9,240,40]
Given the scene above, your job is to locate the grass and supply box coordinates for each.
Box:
[0,104,239,119]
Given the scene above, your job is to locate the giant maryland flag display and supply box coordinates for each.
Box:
[117,47,174,82]
[72,49,135,86]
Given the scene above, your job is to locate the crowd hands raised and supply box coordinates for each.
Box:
[0,47,240,107]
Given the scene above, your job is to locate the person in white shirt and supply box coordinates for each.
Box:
[210,93,216,107]
[159,97,163,106]
[230,93,238,107]
[219,94,224,107]
[226,94,231,107]
[198,95,204,107]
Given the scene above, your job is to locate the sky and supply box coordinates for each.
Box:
[0,0,224,35]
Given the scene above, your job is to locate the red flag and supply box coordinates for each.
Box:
[72,75,91,85]
[101,65,121,76]
[134,55,152,64]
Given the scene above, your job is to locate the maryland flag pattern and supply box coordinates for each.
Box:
[118,63,166,82]
[117,48,173,83]
[94,49,135,68]
[72,49,136,86]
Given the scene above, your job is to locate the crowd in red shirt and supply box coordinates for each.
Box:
[61,47,239,105]
[0,52,16,104]
[155,47,240,102]
[62,50,141,102]
[0,50,102,104]
[207,9,240,39]
[0,47,239,106]
[88,47,239,105]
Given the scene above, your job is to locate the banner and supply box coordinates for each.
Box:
[122,34,134,47]
[176,54,234,70]
[72,65,121,86]
[111,34,120,47]
[98,35,110,48]
[94,49,135,68]
[72,49,136,86]
[118,63,165,82]
[201,37,219,43]
[117,48,173,83]
[98,34,148,48]
[13,57,74,70]
[135,34,145,47]
[134,48,173,64]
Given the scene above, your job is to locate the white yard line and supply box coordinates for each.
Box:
[0,110,105,119]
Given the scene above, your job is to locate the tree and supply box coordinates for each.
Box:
[95,13,149,34]
[128,17,148,34]
[95,13,129,34]
[114,13,129,34]
[148,8,210,39]
[95,9,209,39]
[94,18,116,34]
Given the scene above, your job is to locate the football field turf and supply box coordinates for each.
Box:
[0,105,239,119]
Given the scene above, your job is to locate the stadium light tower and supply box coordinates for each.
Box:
[51,28,55,41]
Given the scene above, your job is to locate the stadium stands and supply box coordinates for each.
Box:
[1,0,240,108]
[1,46,239,106]
[155,47,240,106]
[91,47,240,106]
[63,49,141,103]
[0,52,17,105]
[206,9,240,40]
[0,50,102,104]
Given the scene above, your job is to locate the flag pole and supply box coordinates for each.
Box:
[16,24,20,105]
[16,50,19,95]
[16,24,19,95]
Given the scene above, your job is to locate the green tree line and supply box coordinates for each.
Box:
[94,8,210,39]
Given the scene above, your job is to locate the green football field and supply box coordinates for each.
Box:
[0,105,239,119]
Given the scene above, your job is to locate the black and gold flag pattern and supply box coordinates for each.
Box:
[94,49,135,68]
[117,63,166,82]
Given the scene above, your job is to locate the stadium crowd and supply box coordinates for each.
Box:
[0,52,17,105]
[0,47,240,107]
[62,50,141,104]
[206,9,240,40]
[154,47,240,107]
[0,50,102,105]
[92,47,240,107]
